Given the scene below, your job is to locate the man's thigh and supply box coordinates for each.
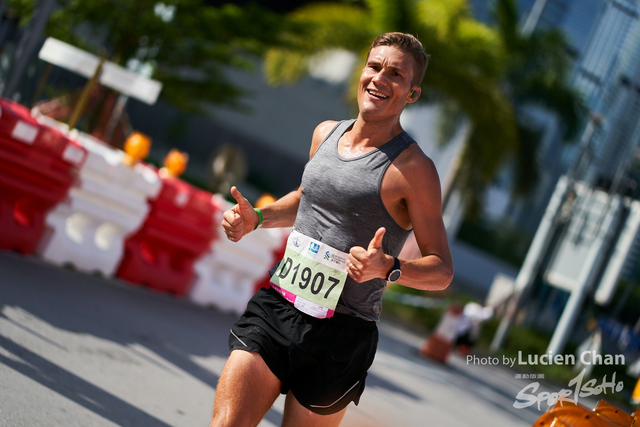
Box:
[211,350,281,427]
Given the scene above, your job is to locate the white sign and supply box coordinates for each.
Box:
[595,200,640,305]
[544,183,620,292]
[486,273,515,308]
[38,37,162,105]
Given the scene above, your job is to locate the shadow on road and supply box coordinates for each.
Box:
[445,359,541,424]
[0,252,243,423]
[0,334,173,427]
[374,320,541,425]
[0,252,233,386]
[366,369,422,401]
[0,252,542,426]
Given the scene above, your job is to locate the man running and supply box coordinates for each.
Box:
[211,32,453,427]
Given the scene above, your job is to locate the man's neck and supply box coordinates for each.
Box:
[349,116,404,148]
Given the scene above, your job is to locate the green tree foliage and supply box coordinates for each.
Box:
[493,0,584,196]
[2,0,35,25]
[6,0,289,112]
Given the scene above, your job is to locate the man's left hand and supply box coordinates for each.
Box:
[348,227,393,282]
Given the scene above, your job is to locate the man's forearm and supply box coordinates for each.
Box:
[258,189,301,229]
[392,254,453,291]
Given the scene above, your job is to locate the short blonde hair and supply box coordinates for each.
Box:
[367,32,429,86]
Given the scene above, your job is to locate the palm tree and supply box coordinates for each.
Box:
[264,0,584,217]
[493,0,584,196]
[454,0,585,260]
[264,0,519,213]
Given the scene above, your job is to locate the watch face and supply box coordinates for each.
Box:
[389,269,401,282]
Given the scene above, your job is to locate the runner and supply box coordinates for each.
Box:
[210,32,454,427]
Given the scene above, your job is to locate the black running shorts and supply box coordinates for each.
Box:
[228,287,378,415]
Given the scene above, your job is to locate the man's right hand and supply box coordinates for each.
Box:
[221,186,260,242]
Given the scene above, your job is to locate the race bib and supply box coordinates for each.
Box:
[270,230,348,318]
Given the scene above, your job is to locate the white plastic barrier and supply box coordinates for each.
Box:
[190,199,290,315]
[37,128,162,276]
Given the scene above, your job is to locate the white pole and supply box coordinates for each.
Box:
[522,0,549,37]
[490,115,602,353]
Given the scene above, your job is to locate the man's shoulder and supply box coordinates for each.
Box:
[310,120,342,158]
[390,144,442,200]
[313,120,341,141]
[395,142,436,175]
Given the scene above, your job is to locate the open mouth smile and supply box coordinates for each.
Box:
[366,89,389,99]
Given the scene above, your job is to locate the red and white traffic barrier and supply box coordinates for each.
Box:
[115,176,221,295]
[36,128,162,276]
[0,98,86,254]
[1,99,290,313]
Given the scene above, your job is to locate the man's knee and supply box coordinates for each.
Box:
[211,351,281,427]
[210,405,252,427]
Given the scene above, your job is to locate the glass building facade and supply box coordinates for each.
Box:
[471,0,604,58]
[469,0,640,233]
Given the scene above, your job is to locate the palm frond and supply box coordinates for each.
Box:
[264,3,375,87]
[515,74,584,140]
[512,124,541,196]
[288,4,376,52]
[437,100,466,147]
[264,49,311,86]
[493,0,520,50]
[365,0,413,33]
[417,0,471,40]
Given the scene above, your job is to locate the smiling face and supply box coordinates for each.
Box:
[357,45,421,123]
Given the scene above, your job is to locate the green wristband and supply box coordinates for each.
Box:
[253,208,263,230]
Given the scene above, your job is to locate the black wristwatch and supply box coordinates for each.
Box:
[387,257,401,282]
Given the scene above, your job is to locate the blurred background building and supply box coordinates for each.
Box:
[459,0,640,292]
[465,0,640,357]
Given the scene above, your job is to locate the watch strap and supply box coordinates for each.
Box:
[386,256,400,280]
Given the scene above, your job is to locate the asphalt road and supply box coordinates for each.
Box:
[0,250,562,426]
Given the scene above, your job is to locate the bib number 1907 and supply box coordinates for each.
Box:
[277,257,340,299]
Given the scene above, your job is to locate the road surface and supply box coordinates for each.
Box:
[0,250,559,426]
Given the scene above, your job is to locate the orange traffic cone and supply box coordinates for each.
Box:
[532,399,632,427]
[593,400,632,426]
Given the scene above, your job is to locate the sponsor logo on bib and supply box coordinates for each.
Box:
[308,242,320,256]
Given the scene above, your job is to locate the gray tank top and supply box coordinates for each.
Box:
[294,119,415,321]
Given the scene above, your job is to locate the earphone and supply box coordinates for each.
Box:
[409,90,418,99]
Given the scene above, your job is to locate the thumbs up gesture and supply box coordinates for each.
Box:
[347,227,393,283]
[221,186,260,242]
